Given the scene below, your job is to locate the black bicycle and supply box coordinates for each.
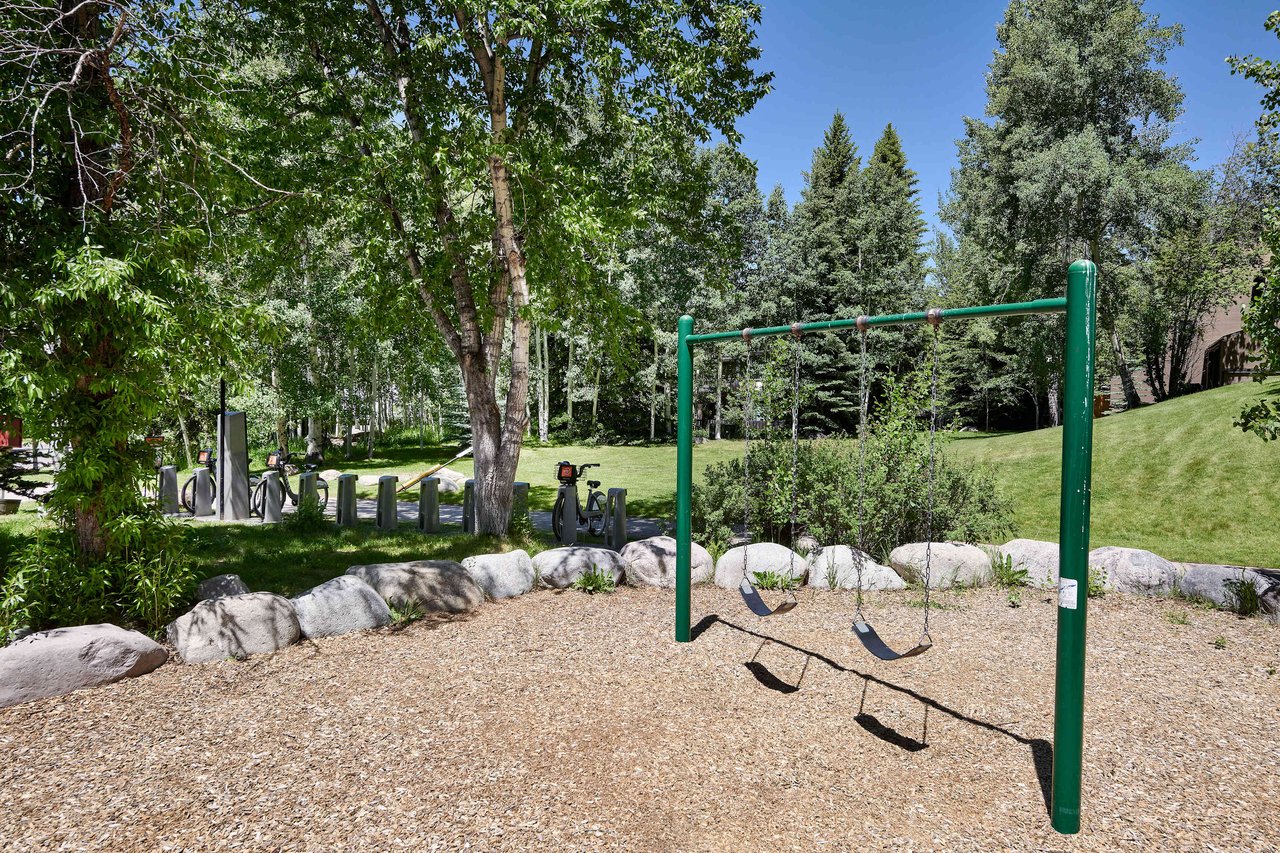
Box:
[551,461,608,539]
[250,449,329,516]
[180,448,216,514]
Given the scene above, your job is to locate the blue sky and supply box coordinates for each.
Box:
[736,0,1280,232]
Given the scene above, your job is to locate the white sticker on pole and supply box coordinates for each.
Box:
[1058,578,1079,610]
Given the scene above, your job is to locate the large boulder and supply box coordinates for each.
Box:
[461,550,535,600]
[1177,564,1279,613]
[808,546,904,591]
[196,573,250,602]
[432,467,469,494]
[714,543,807,589]
[889,542,992,589]
[620,536,714,588]
[998,539,1060,588]
[346,560,484,613]
[533,546,628,589]
[0,624,168,709]
[167,592,301,665]
[290,576,391,639]
[1089,546,1177,596]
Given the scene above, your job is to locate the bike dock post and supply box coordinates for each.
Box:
[193,467,214,516]
[463,479,476,534]
[418,477,440,533]
[159,465,179,515]
[557,483,577,546]
[376,475,398,531]
[607,488,627,550]
[262,471,283,524]
[336,473,358,527]
[513,482,529,531]
[298,471,318,507]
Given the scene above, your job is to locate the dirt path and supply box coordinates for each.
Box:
[1,587,1277,852]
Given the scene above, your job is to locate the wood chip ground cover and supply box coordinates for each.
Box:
[1,587,1277,851]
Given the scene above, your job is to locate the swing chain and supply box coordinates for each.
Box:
[921,325,941,639]
[854,329,869,622]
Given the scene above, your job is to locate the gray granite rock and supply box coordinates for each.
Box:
[1088,546,1177,596]
[533,546,628,589]
[889,542,992,589]
[1177,564,1279,613]
[998,539,1060,588]
[714,543,807,589]
[346,560,484,613]
[620,536,714,588]
[196,573,250,602]
[291,576,391,639]
[0,624,168,709]
[808,545,904,590]
[461,550,535,600]
[167,592,300,664]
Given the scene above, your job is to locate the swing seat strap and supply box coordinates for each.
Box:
[739,578,798,617]
[852,621,932,661]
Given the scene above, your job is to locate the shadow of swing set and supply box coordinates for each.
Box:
[673,261,1097,836]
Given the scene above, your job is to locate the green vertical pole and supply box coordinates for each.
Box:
[1051,259,1097,834]
[675,315,695,642]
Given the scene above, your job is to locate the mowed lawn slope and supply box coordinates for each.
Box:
[950,379,1280,568]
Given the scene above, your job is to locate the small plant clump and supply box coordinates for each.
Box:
[389,602,426,627]
[1224,576,1262,618]
[1165,609,1190,626]
[1006,589,1023,608]
[284,492,329,534]
[1087,566,1108,599]
[990,551,1029,588]
[572,566,617,594]
[1212,635,1228,650]
[751,570,799,591]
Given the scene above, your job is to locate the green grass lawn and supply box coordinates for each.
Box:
[949,379,1280,568]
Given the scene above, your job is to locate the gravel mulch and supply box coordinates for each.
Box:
[1,586,1278,852]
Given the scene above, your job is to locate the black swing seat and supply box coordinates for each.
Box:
[739,578,797,617]
[852,621,932,661]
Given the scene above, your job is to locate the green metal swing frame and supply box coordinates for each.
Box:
[673,260,1096,835]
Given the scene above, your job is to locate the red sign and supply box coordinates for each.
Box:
[0,417,21,449]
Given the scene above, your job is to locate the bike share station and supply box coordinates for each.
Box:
[553,462,627,549]
[672,261,1097,835]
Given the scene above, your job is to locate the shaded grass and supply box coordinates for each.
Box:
[185,521,552,598]
[950,380,1280,568]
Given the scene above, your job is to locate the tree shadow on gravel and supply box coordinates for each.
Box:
[692,614,1054,816]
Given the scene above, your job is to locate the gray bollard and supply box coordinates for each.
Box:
[376,475,398,531]
[463,479,475,534]
[262,470,282,523]
[558,483,577,546]
[607,487,628,550]
[418,477,440,533]
[159,465,179,514]
[336,473,357,527]
[513,482,529,529]
[193,467,214,516]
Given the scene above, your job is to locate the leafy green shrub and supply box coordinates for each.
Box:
[0,514,194,643]
[694,372,1011,558]
[990,551,1028,588]
[284,492,329,534]
[571,566,617,594]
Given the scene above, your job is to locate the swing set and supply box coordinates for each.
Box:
[673,260,1096,835]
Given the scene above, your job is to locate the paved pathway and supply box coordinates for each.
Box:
[186,496,667,542]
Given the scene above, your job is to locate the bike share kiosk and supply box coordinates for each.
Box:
[217,411,251,520]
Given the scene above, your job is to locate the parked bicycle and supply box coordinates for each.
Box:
[250,449,329,516]
[180,448,216,514]
[552,461,609,540]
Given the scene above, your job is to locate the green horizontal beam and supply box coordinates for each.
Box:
[684,297,1068,344]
